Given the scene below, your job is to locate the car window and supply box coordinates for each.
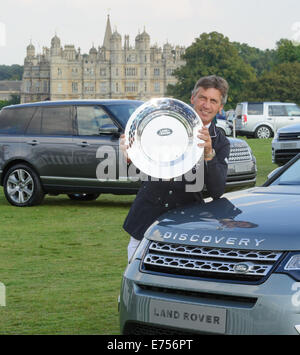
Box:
[235,104,242,118]
[0,107,37,134]
[76,106,117,136]
[268,105,287,116]
[247,103,263,115]
[26,107,42,134]
[285,105,300,116]
[105,102,143,126]
[272,158,300,185]
[41,106,73,135]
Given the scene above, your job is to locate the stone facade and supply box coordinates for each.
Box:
[21,16,185,103]
[0,81,22,101]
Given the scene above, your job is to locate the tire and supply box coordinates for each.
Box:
[67,193,100,201]
[254,125,272,139]
[3,164,45,207]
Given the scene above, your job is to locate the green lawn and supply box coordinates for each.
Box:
[239,137,277,186]
[0,138,278,334]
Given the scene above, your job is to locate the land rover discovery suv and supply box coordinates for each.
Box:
[0,100,256,207]
[120,154,300,335]
[235,102,300,139]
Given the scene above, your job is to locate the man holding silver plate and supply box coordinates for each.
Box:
[121,75,231,261]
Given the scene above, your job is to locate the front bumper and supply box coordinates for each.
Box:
[272,140,300,164]
[120,260,300,335]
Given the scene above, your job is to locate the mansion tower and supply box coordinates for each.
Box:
[21,16,185,103]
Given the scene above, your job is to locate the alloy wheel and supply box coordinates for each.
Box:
[6,168,34,204]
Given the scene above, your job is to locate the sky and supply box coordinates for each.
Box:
[1,0,300,65]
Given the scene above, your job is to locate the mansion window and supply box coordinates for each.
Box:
[100,82,107,93]
[154,68,160,76]
[72,82,78,93]
[43,80,49,93]
[154,82,160,93]
[84,83,95,92]
[25,81,31,93]
[125,82,138,93]
[125,67,137,77]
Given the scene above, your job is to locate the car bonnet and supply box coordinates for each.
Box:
[144,187,300,251]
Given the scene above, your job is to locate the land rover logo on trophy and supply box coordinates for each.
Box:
[124,98,203,179]
[233,262,253,274]
[157,128,173,137]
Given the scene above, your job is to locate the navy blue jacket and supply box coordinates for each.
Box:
[123,123,230,241]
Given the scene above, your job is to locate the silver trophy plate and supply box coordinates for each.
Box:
[125,98,203,179]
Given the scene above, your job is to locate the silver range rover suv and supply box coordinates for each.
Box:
[120,153,300,335]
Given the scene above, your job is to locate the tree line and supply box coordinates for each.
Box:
[167,33,300,109]
[0,64,23,81]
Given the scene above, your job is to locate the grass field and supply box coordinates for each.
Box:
[0,138,277,334]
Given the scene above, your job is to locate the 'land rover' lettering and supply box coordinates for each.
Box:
[162,231,265,247]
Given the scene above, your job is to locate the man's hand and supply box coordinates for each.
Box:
[119,134,131,163]
[197,127,215,161]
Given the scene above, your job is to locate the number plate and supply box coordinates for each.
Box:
[234,162,252,173]
[280,143,297,149]
[149,299,226,334]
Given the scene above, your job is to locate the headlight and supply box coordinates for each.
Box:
[274,131,279,140]
[285,255,300,271]
[128,238,149,264]
[275,253,300,281]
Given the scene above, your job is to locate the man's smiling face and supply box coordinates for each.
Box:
[191,87,224,126]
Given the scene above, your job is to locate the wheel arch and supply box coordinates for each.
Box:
[1,159,39,186]
[253,122,274,137]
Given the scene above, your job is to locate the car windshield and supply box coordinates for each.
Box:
[105,102,143,127]
[272,157,300,185]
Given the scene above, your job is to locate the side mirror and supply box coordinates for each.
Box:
[99,124,120,137]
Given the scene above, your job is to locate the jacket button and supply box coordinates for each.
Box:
[165,203,169,208]
[169,190,173,195]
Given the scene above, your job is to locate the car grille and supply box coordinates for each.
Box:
[229,146,252,162]
[278,132,300,141]
[123,321,202,335]
[142,241,283,283]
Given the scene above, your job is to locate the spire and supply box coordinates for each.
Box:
[103,14,112,49]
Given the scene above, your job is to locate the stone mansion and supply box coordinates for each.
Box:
[21,16,185,103]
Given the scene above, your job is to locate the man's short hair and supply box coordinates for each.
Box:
[192,75,229,105]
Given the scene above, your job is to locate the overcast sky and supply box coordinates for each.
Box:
[1,0,300,65]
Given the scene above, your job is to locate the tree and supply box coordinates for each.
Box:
[167,32,256,108]
[233,42,276,75]
[275,39,300,64]
[0,65,24,81]
[0,95,20,109]
[241,62,300,104]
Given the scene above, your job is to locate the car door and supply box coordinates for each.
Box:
[25,105,75,186]
[285,104,300,125]
[72,105,122,189]
[269,105,292,132]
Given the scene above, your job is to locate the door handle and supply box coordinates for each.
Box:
[26,139,39,146]
[77,141,90,147]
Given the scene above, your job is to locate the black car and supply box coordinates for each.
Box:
[0,100,256,207]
